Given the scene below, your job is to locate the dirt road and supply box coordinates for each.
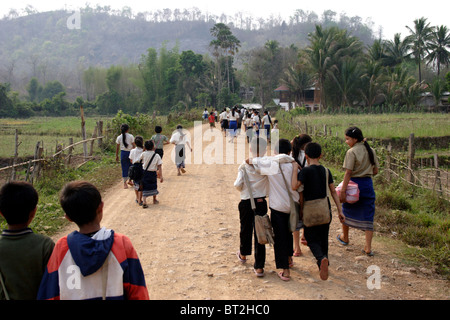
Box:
[55,123,449,300]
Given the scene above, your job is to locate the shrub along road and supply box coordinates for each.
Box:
[53,123,448,300]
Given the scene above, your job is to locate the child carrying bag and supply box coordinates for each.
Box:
[242,166,274,246]
[302,167,331,227]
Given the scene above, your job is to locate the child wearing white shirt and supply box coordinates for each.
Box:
[139,140,163,208]
[234,138,269,277]
[247,139,297,281]
[129,136,144,206]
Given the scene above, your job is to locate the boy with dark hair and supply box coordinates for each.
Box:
[151,126,169,159]
[0,182,54,300]
[247,138,298,281]
[292,142,345,280]
[37,181,149,300]
[234,138,269,277]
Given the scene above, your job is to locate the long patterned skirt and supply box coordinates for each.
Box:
[342,177,375,231]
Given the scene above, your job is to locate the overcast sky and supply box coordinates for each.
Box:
[0,0,448,40]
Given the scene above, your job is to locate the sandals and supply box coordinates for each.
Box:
[236,251,246,263]
[361,249,375,257]
[336,234,349,246]
[142,204,148,209]
[277,271,290,281]
[253,268,265,277]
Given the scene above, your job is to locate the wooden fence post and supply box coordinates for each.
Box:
[67,138,74,165]
[385,143,392,182]
[89,124,98,156]
[97,121,103,149]
[80,105,87,160]
[10,129,19,181]
[433,154,442,195]
[407,133,415,184]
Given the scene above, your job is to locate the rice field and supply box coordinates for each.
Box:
[0,117,106,158]
[289,113,450,139]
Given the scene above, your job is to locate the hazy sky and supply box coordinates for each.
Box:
[1,0,448,40]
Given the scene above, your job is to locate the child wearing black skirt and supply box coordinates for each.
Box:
[139,140,163,208]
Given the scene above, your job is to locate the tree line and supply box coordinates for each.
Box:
[0,17,449,118]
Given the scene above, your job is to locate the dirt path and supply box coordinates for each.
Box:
[55,123,449,300]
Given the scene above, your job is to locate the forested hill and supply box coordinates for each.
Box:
[0,8,375,92]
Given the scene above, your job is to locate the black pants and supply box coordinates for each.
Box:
[303,220,331,269]
[238,198,267,269]
[270,208,293,269]
[155,148,164,159]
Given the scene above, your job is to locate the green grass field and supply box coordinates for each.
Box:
[284,113,450,139]
[0,117,107,158]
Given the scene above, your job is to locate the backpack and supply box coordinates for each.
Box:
[128,163,143,181]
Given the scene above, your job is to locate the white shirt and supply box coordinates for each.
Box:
[129,147,143,164]
[252,154,299,213]
[139,150,162,171]
[219,111,227,121]
[170,130,189,145]
[262,115,271,126]
[116,133,134,151]
[297,150,309,168]
[228,111,238,121]
[234,161,268,200]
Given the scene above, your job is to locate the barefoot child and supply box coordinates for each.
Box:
[139,140,163,208]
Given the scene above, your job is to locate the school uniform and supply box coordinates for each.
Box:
[116,133,134,180]
[151,134,169,159]
[252,114,261,137]
[228,111,238,137]
[342,142,380,231]
[139,150,162,198]
[170,130,189,169]
[298,165,334,269]
[129,147,144,190]
[252,154,298,270]
[219,111,228,130]
[244,118,253,143]
[234,161,269,270]
[261,115,272,139]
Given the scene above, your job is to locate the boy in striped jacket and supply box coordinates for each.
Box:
[37,181,149,300]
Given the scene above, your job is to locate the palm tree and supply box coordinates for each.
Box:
[329,57,361,107]
[405,17,434,83]
[281,64,314,107]
[306,25,336,112]
[384,33,411,68]
[359,60,384,107]
[426,25,450,76]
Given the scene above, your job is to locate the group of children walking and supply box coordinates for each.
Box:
[116,124,192,208]
[235,125,379,281]
[116,124,166,208]
[0,118,379,300]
